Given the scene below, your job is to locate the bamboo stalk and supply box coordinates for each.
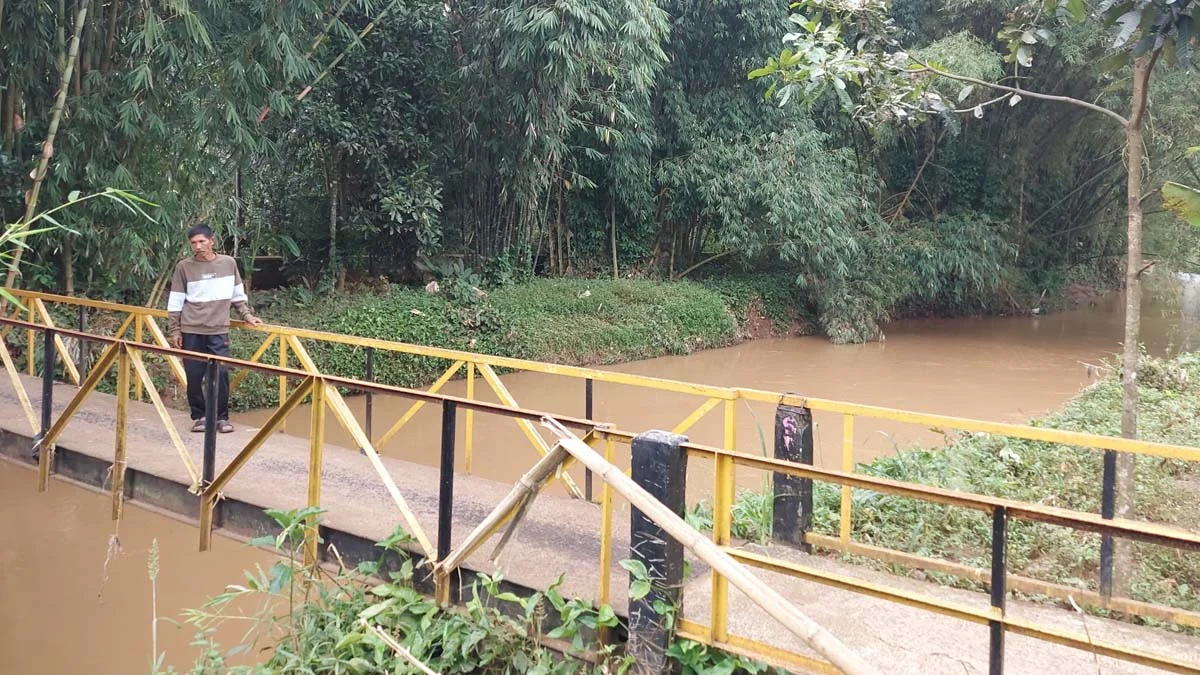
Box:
[359,620,440,675]
[434,443,570,575]
[5,0,90,289]
[539,418,879,675]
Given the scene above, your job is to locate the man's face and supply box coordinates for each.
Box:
[189,234,214,258]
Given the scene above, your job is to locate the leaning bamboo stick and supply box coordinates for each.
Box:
[539,418,879,675]
[435,443,570,576]
[359,619,440,675]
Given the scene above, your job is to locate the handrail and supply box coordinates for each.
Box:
[11,288,1200,462]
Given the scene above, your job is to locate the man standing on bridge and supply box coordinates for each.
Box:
[166,225,263,434]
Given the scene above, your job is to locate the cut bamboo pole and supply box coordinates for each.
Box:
[359,619,440,675]
[539,418,879,675]
[434,443,570,576]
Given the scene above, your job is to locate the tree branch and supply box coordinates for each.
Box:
[911,62,1129,127]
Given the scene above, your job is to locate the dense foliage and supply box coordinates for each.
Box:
[2,0,1198,341]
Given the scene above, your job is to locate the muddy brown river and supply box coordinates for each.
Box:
[5,278,1199,673]
[238,280,1200,489]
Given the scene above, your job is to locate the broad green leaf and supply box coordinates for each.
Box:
[67,190,80,202]
[1163,182,1200,227]
[957,85,975,102]
[358,598,396,620]
[629,579,652,600]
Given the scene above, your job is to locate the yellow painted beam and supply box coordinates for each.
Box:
[477,363,584,499]
[129,348,201,490]
[671,397,721,435]
[840,414,854,542]
[228,333,279,393]
[676,620,841,675]
[33,298,80,385]
[465,362,475,474]
[38,341,120,492]
[0,330,38,433]
[206,378,316,497]
[140,315,186,386]
[375,360,465,449]
[111,347,130,520]
[305,383,326,566]
[321,382,436,560]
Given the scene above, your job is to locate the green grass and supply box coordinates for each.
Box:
[704,351,1200,618]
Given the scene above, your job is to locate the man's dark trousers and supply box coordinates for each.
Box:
[183,333,230,422]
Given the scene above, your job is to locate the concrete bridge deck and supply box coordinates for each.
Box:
[2,373,1198,674]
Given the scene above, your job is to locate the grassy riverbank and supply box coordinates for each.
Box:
[694,351,1200,619]
[226,276,807,410]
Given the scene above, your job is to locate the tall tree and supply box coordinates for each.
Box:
[751,0,1198,595]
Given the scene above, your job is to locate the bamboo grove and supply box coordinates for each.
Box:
[1,0,1199,342]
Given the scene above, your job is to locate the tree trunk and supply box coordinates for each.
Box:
[4,0,89,290]
[328,145,341,289]
[1114,54,1150,597]
[610,196,618,280]
[2,79,13,153]
[101,0,120,73]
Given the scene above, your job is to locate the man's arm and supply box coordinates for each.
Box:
[166,262,186,347]
[231,264,262,326]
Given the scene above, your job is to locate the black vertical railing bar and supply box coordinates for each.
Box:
[34,327,55,460]
[438,400,457,562]
[585,377,594,502]
[989,505,1008,675]
[1100,449,1118,598]
[202,358,218,486]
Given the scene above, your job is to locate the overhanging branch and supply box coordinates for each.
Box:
[911,62,1129,127]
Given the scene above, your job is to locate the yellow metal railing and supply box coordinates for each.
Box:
[6,290,1200,673]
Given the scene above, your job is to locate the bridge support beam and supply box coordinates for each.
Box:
[628,429,688,675]
[772,402,814,553]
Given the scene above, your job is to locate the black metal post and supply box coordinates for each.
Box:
[364,347,375,443]
[989,506,1008,675]
[202,359,218,486]
[585,377,594,501]
[438,400,457,562]
[628,430,688,674]
[772,403,814,552]
[1099,449,1117,598]
[33,328,56,461]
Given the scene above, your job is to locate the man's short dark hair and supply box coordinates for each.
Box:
[187,224,214,240]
